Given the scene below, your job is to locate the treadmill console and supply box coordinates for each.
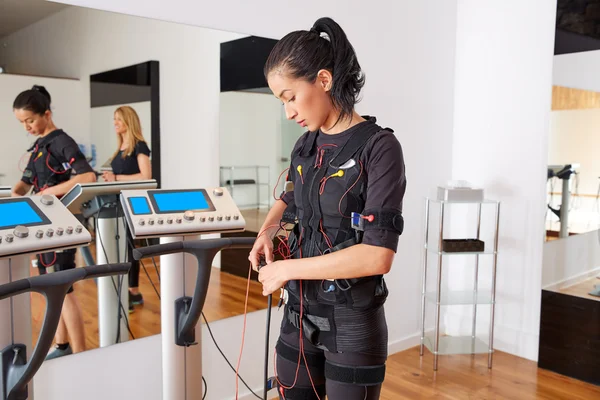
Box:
[120,188,245,238]
[0,195,91,259]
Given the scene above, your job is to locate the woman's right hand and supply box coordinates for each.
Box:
[248,233,274,272]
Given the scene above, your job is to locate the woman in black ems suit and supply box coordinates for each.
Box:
[248,18,406,399]
[12,85,97,359]
[102,106,151,311]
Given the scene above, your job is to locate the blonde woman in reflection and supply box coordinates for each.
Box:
[103,106,151,311]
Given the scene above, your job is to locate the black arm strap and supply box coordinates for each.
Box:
[363,209,404,235]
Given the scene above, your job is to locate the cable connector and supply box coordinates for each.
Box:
[266,376,277,390]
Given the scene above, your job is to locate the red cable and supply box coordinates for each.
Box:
[45,151,69,175]
[273,168,290,201]
[338,160,364,218]
[39,253,56,268]
[235,223,287,399]
[235,262,252,400]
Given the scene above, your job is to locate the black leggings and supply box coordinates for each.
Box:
[37,248,77,294]
[126,228,140,289]
[275,330,386,400]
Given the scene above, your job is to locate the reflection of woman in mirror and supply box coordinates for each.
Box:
[12,85,97,359]
[103,106,151,311]
[249,17,406,399]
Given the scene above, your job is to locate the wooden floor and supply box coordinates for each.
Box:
[30,251,277,350]
[381,347,600,399]
[555,276,600,301]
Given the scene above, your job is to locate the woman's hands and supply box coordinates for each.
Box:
[102,171,116,182]
[248,233,274,272]
[257,260,289,296]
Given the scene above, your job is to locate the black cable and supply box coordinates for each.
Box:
[263,294,272,400]
[125,233,161,301]
[146,238,161,283]
[115,201,123,344]
[201,312,262,400]
[202,376,207,400]
[95,205,135,340]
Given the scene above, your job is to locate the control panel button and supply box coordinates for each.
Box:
[176,218,182,224]
[66,226,73,235]
[56,228,64,236]
[208,216,214,222]
[213,188,224,197]
[139,219,146,226]
[158,219,164,225]
[5,234,14,243]
[46,229,54,238]
[183,211,195,221]
[13,226,29,239]
[217,216,223,221]
[40,195,54,206]
[233,215,240,220]
[148,219,155,225]
[225,215,231,221]
[199,217,206,223]
[0,236,2,244]
[36,230,44,239]
[167,218,173,224]
[75,225,83,234]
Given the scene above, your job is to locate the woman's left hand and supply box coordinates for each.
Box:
[103,171,116,182]
[258,260,290,296]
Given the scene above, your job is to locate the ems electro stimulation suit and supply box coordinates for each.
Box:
[22,129,94,289]
[277,117,406,398]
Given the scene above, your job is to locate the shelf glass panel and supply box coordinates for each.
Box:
[425,291,492,305]
[423,335,490,355]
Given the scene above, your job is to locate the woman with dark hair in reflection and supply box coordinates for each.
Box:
[12,85,97,359]
[103,105,151,311]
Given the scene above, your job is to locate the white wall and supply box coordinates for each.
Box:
[42,1,459,398]
[542,229,600,289]
[549,109,600,196]
[16,0,555,397]
[554,49,600,93]
[450,0,556,361]
[90,101,151,169]
[0,6,245,190]
[0,74,87,186]
[219,92,280,209]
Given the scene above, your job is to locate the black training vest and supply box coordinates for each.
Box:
[283,121,391,311]
[25,130,74,193]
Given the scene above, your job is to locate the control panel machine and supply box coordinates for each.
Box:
[0,195,94,400]
[120,187,246,400]
[120,187,245,239]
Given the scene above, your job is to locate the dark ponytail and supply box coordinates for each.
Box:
[264,17,365,123]
[13,85,52,115]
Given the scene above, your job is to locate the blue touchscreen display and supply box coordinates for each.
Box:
[152,191,211,213]
[129,197,152,215]
[0,201,44,230]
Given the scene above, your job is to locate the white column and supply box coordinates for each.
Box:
[96,215,128,347]
[160,234,202,400]
[450,0,557,361]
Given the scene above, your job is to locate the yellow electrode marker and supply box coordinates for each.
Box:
[330,170,344,178]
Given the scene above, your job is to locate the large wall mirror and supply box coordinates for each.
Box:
[0,0,285,361]
[90,61,161,186]
[538,11,600,385]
